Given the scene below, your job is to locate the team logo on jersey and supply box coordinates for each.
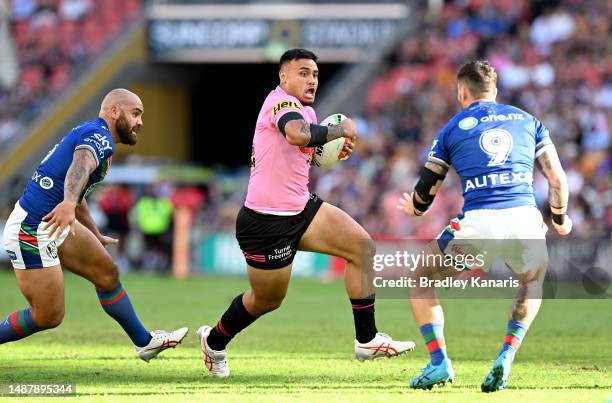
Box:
[46,241,58,259]
[458,117,478,130]
[272,100,301,116]
[40,177,54,190]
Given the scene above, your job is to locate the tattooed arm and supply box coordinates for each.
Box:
[65,149,97,202]
[283,118,356,147]
[43,149,98,239]
[535,146,572,235]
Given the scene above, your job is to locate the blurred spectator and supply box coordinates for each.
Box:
[99,184,135,265]
[59,0,91,21]
[171,185,206,213]
[10,0,36,21]
[133,185,174,272]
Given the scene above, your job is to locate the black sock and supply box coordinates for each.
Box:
[207,293,258,351]
[350,294,378,343]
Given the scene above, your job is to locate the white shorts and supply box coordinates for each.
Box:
[436,205,548,274]
[2,202,69,269]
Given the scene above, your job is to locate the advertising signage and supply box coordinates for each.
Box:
[148,3,410,62]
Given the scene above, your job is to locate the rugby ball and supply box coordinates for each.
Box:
[312,113,351,168]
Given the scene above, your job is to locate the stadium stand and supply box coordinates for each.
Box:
[0,0,142,151]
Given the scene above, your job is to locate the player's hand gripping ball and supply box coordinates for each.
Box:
[312,113,354,168]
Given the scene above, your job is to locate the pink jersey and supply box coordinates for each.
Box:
[245,86,317,214]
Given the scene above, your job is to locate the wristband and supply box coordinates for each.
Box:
[305,124,329,147]
[552,213,565,225]
[412,194,430,215]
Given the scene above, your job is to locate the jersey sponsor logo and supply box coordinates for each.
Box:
[5,250,17,261]
[93,133,113,151]
[480,113,524,122]
[84,133,112,157]
[458,117,478,130]
[39,177,54,190]
[84,138,105,158]
[272,100,301,116]
[31,171,41,183]
[267,244,292,261]
[46,241,58,259]
[464,171,533,192]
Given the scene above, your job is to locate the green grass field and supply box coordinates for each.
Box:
[0,271,610,402]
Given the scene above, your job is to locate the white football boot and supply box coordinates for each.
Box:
[135,327,189,362]
[196,325,230,378]
[355,332,416,361]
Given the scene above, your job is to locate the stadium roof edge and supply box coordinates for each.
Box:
[149,3,409,19]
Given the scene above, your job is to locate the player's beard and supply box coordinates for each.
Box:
[116,112,138,145]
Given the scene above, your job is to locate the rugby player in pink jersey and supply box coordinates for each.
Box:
[196,49,415,377]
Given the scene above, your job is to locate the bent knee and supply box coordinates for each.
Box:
[347,236,376,266]
[32,307,64,329]
[93,263,120,291]
[251,295,284,314]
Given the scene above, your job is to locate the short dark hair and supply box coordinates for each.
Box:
[279,48,318,68]
[457,60,497,97]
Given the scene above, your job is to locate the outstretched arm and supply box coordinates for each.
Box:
[535,146,571,235]
[43,149,97,239]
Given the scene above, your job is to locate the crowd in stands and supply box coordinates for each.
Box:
[306,0,611,239]
[0,0,141,151]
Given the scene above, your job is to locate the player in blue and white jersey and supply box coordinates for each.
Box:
[397,61,572,391]
[1,89,187,360]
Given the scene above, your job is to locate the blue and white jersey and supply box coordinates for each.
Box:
[427,101,552,212]
[19,117,115,220]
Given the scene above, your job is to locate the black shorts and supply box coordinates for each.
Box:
[236,193,324,269]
